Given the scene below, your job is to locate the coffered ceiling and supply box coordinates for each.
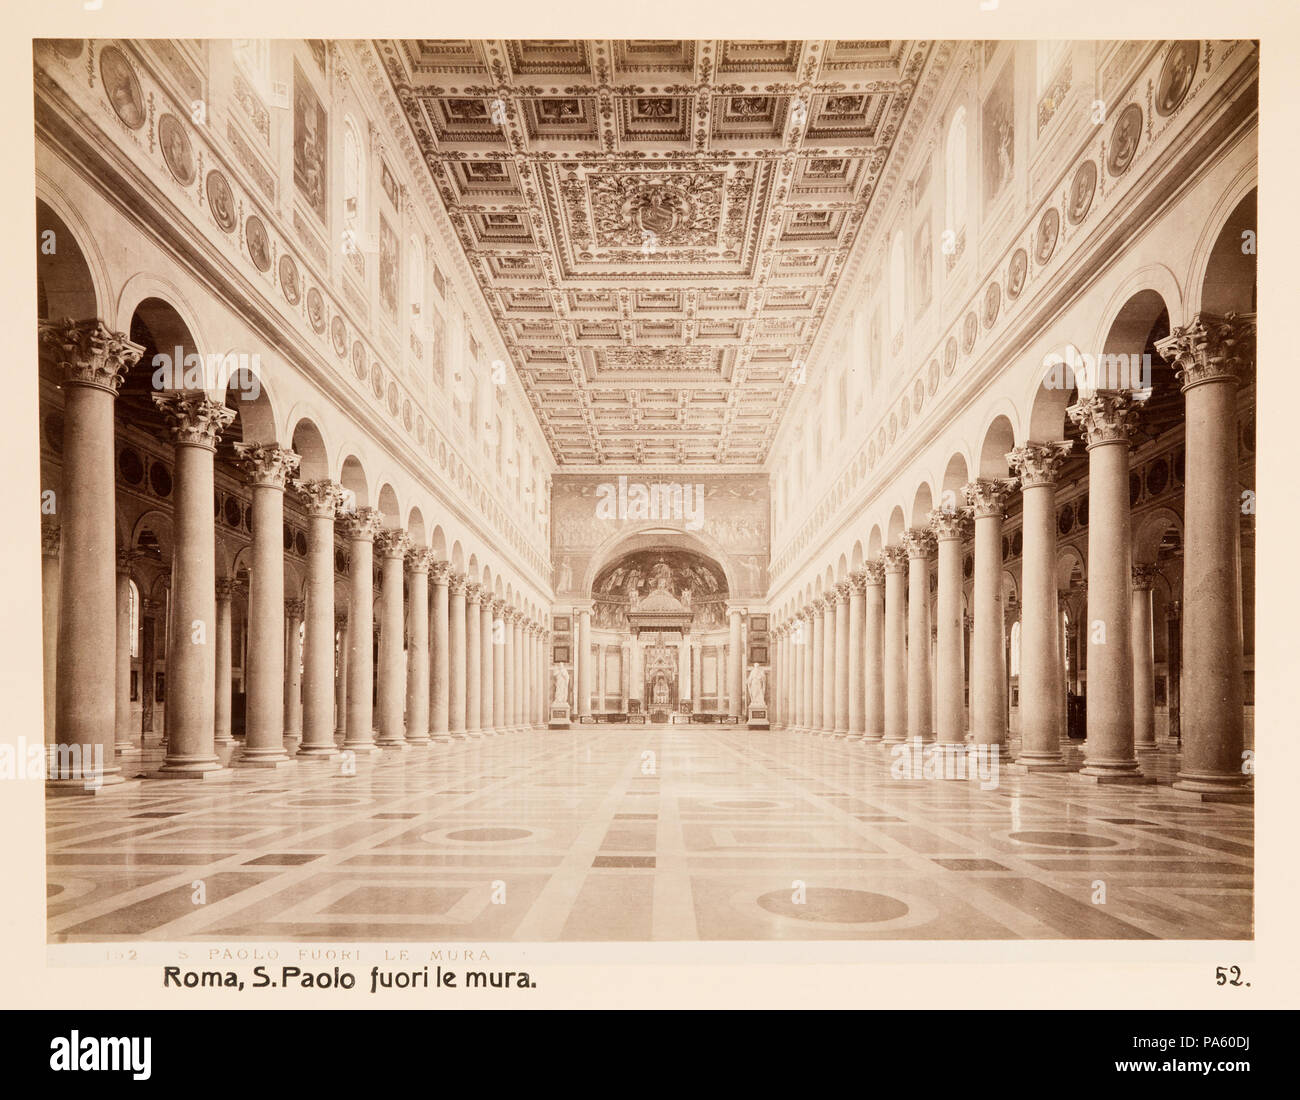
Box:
[376,39,933,467]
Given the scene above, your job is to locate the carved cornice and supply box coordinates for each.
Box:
[1155,311,1256,391]
[152,392,237,451]
[38,318,143,393]
[1007,440,1074,488]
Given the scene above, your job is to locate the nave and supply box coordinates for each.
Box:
[47,728,1252,942]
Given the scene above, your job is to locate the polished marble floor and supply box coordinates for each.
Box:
[46,729,1253,941]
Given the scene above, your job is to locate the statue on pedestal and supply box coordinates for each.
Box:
[746,663,767,708]
[552,664,570,707]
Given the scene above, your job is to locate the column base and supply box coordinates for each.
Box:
[404,735,432,747]
[213,736,235,748]
[1171,774,1254,803]
[234,752,297,769]
[151,762,233,780]
[377,740,410,751]
[1005,757,1073,774]
[340,741,383,755]
[1071,764,1156,785]
[45,774,134,796]
[1135,742,1162,753]
[295,745,346,762]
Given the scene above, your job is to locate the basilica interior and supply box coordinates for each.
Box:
[36,38,1256,942]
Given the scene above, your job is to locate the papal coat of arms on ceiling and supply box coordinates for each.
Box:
[588,172,725,249]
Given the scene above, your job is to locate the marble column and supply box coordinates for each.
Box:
[374,529,410,749]
[820,594,836,734]
[447,573,467,737]
[832,583,850,736]
[115,551,138,755]
[1068,391,1150,783]
[1157,314,1254,800]
[284,598,304,742]
[790,616,800,728]
[214,578,235,747]
[514,613,525,727]
[679,632,692,708]
[429,563,450,741]
[234,442,300,768]
[629,631,644,712]
[341,507,383,753]
[903,530,936,743]
[404,547,432,745]
[502,608,516,730]
[727,607,744,720]
[41,520,60,746]
[1131,564,1161,753]
[465,583,482,737]
[810,599,825,732]
[576,607,592,719]
[480,596,495,734]
[40,320,143,786]
[847,575,866,738]
[1057,593,1071,744]
[930,509,969,747]
[881,547,908,744]
[154,392,236,777]
[529,623,539,726]
[334,611,348,741]
[772,627,784,727]
[964,478,1018,751]
[295,480,345,757]
[802,607,816,730]
[1007,442,1074,769]
[492,600,507,729]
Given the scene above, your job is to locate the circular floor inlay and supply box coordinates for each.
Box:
[445,827,533,842]
[757,887,909,924]
[713,799,780,809]
[1009,830,1118,848]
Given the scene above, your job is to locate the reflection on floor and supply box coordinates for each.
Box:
[46,729,1253,941]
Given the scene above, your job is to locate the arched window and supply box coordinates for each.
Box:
[889,230,906,342]
[1010,620,1022,677]
[342,119,364,229]
[944,106,968,237]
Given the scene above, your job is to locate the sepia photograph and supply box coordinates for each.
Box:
[4,0,1294,1049]
[31,32,1259,947]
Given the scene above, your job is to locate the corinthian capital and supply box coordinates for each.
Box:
[902,527,937,559]
[429,560,451,585]
[1067,391,1144,448]
[294,478,347,518]
[340,506,384,542]
[39,318,143,393]
[1131,563,1162,591]
[447,571,467,595]
[1155,311,1256,390]
[153,392,237,450]
[862,559,886,585]
[406,546,435,574]
[464,581,483,603]
[880,545,909,573]
[928,505,971,540]
[235,442,301,489]
[834,580,851,602]
[963,477,1019,518]
[1006,440,1074,487]
[374,528,410,560]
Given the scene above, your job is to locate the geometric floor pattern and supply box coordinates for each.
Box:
[47,729,1253,942]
